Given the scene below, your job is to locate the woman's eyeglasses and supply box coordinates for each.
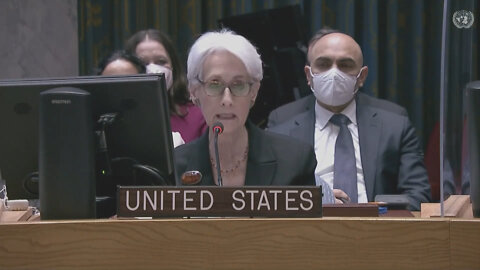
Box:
[197,77,253,97]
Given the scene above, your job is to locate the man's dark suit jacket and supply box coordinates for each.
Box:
[174,121,317,186]
[267,93,431,210]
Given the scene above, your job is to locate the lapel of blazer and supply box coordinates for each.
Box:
[185,131,215,186]
[245,122,276,186]
[290,96,316,146]
[356,93,381,201]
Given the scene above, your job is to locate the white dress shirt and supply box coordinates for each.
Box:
[314,100,368,203]
[172,132,185,148]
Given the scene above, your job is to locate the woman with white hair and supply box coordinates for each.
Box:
[175,29,316,186]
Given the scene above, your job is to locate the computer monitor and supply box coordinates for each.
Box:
[0,75,175,200]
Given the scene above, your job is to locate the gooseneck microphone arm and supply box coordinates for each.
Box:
[212,122,224,186]
[96,113,118,177]
[214,131,222,186]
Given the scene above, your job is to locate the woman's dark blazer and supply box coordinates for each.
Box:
[174,121,316,186]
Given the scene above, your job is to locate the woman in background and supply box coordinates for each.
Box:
[126,29,206,143]
[96,50,145,75]
[175,29,316,186]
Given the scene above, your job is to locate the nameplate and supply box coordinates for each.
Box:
[117,186,322,218]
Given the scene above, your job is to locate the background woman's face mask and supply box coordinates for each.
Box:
[146,63,173,90]
[308,66,363,106]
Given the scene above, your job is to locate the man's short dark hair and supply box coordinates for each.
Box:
[306,27,342,64]
[308,27,342,49]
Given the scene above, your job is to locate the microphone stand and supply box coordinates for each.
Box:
[214,128,222,186]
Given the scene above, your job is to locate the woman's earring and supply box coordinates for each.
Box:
[191,97,200,106]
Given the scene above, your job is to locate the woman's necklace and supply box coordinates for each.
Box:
[210,146,248,174]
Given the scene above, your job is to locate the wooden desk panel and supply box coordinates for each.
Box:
[450,219,480,270]
[0,218,458,270]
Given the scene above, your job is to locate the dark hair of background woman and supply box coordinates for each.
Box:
[95,50,146,75]
[125,29,190,116]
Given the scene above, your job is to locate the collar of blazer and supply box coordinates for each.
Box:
[355,93,380,201]
[184,120,277,186]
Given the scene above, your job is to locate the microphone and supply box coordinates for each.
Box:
[212,122,224,134]
[212,122,224,186]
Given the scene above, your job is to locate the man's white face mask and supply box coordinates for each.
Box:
[308,66,363,107]
[146,63,173,90]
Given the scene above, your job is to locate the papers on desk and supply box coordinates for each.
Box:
[315,175,335,204]
[0,206,39,223]
[0,185,39,223]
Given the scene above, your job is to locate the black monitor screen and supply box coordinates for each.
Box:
[0,75,175,200]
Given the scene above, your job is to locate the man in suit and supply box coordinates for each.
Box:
[268,30,431,210]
